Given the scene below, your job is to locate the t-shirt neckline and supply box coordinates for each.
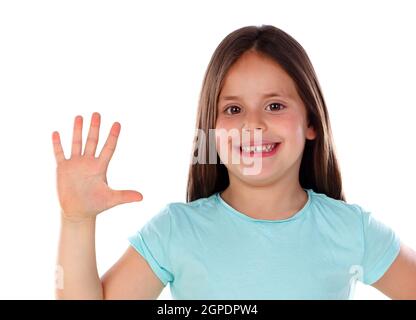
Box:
[215,188,312,223]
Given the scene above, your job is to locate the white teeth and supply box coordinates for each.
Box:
[241,143,277,153]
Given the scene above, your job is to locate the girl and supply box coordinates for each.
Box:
[52,25,416,299]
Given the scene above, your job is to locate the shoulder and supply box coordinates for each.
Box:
[148,193,219,228]
[307,189,369,232]
[169,193,217,212]
[167,193,219,223]
[308,188,398,239]
[305,189,374,258]
[309,189,365,218]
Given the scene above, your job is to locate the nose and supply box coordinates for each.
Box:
[242,112,266,132]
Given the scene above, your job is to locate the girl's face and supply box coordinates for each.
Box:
[215,50,316,185]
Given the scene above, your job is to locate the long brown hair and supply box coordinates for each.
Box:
[186,25,345,202]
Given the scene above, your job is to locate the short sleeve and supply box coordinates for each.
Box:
[358,206,401,285]
[128,205,174,286]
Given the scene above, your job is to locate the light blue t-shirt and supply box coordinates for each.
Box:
[128,188,400,299]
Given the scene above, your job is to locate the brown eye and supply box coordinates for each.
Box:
[224,105,241,115]
[266,103,285,112]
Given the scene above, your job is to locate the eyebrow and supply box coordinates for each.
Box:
[219,92,286,101]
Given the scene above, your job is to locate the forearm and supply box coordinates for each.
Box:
[55,213,103,299]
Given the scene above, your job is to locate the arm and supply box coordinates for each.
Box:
[372,242,416,299]
[101,246,165,299]
[56,215,102,299]
[56,216,165,299]
[53,112,160,299]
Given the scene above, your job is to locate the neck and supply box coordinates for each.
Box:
[220,173,308,221]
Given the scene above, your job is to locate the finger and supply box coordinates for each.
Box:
[71,115,83,157]
[83,112,101,157]
[108,189,143,209]
[98,122,121,167]
[52,131,66,163]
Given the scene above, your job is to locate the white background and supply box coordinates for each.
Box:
[0,0,415,299]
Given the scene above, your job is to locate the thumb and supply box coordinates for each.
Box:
[108,189,143,208]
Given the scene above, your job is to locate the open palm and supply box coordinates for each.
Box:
[52,112,142,220]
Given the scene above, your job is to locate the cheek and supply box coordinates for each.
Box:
[214,123,241,164]
[214,128,234,156]
[270,114,306,141]
[215,117,237,130]
[215,119,237,151]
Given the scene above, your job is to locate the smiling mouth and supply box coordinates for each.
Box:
[237,142,281,157]
[240,142,279,153]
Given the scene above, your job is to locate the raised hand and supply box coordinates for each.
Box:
[52,112,143,221]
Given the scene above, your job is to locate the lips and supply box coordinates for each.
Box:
[238,139,281,147]
[238,142,281,158]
